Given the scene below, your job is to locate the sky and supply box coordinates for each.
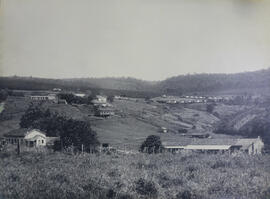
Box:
[0,0,270,81]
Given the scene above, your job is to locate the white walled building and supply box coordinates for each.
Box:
[4,129,59,147]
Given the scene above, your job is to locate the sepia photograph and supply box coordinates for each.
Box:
[0,0,270,198]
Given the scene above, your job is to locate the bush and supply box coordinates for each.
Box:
[176,190,199,199]
[140,135,163,154]
[135,178,158,197]
[213,112,220,118]
[176,190,192,199]
[206,104,215,113]
[178,128,188,134]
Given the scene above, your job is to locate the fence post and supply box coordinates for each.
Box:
[17,141,20,155]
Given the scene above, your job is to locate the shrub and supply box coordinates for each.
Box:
[211,160,231,169]
[178,128,188,134]
[261,187,270,199]
[140,135,163,154]
[135,178,158,197]
[206,103,215,113]
[213,111,220,118]
[176,190,192,199]
[106,189,116,198]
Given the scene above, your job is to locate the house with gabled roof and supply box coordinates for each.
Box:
[162,136,264,155]
[3,128,59,147]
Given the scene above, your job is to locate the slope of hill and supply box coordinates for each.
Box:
[1,68,270,95]
[0,76,159,93]
[64,77,158,92]
[158,68,270,95]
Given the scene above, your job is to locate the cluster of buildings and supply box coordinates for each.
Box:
[29,93,60,103]
[27,91,115,117]
[153,95,207,104]
[152,95,236,104]
[92,95,114,117]
[162,136,264,155]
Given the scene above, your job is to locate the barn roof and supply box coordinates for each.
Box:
[4,128,28,137]
[162,138,193,147]
[190,138,237,145]
[4,128,46,138]
[236,138,261,149]
[162,137,262,149]
[184,145,232,150]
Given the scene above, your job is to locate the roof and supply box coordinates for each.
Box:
[162,138,193,147]
[184,145,232,150]
[190,138,237,145]
[236,138,262,150]
[97,107,114,111]
[25,134,46,141]
[162,137,262,149]
[4,128,46,138]
[30,95,49,97]
[4,128,28,137]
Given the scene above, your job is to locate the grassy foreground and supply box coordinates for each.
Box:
[0,151,270,199]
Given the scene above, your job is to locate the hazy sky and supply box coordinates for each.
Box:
[1,0,270,80]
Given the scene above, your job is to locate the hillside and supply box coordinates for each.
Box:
[0,96,233,150]
[159,68,270,95]
[1,68,270,95]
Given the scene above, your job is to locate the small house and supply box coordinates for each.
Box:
[74,93,86,98]
[160,127,168,133]
[92,95,108,106]
[58,99,68,104]
[53,88,62,92]
[3,129,59,147]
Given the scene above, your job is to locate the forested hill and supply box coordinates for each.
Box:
[0,68,270,95]
[64,77,157,92]
[0,76,158,92]
[158,68,270,95]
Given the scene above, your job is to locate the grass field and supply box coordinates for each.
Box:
[0,150,270,199]
[0,97,243,149]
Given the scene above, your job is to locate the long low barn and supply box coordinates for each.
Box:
[162,136,264,155]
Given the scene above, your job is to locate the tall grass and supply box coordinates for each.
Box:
[0,150,270,199]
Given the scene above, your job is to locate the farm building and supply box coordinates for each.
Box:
[95,106,114,117]
[163,136,264,155]
[188,133,211,139]
[29,94,57,103]
[74,93,86,98]
[58,99,68,104]
[3,129,59,147]
[160,127,168,133]
[53,88,62,92]
[114,96,129,100]
[92,95,107,106]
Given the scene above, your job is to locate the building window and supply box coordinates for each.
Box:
[42,140,44,144]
